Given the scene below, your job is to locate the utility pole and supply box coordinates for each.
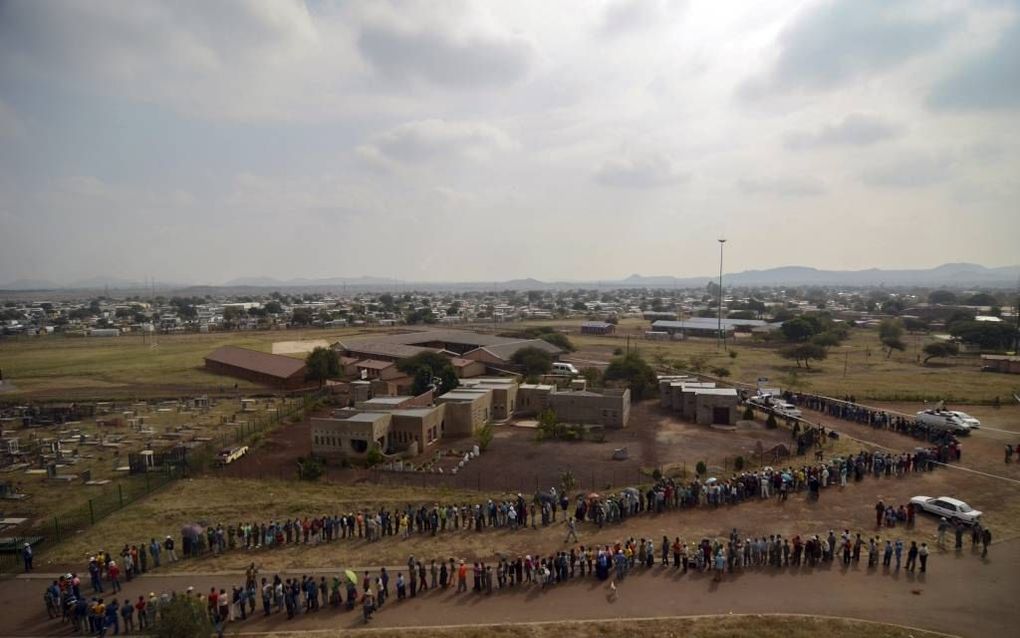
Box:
[1014,293,1020,353]
[717,238,726,351]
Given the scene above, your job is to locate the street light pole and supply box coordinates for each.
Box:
[717,238,726,351]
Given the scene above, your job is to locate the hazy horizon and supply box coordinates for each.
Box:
[2,1,1018,283]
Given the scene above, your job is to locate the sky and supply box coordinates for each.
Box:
[1,0,1018,285]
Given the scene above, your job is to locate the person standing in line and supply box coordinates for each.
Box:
[906,541,918,571]
[981,527,992,558]
[918,543,929,573]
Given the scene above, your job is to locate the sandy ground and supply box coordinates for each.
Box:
[271,340,330,355]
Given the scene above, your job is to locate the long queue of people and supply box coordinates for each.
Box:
[46,521,943,634]
[783,392,961,445]
[57,441,956,590]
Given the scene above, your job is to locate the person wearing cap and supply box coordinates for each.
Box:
[164,535,177,562]
[108,560,121,593]
[22,542,32,572]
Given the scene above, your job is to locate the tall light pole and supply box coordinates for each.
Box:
[717,238,726,351]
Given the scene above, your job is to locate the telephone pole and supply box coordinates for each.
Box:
[717,238,726,351]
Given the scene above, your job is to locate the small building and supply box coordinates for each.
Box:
[580,321,615,335]
[311,412,391,457]
[204,346,307,389]
[517,384,631,428]
[435,388,493,436]
[982,354,1020,374]
[354,359,401,381]
[459,377,519,420]
[692,388,739,425]
[450,357,487,378]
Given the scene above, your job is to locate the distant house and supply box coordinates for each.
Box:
[204,346,307,389]
[982,354,1020,374]
[580,321,615,335]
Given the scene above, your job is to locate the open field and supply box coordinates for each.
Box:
[0,327,377,399]
[260,615,951,638]
[2,319,1015,403]
[552,320,1018,404]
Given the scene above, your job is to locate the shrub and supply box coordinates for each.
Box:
[728,350,738,359]
[695,461,707,476]
[743,405,754,420]
[477,423,494,451]
[651,467,663,481]
[147,595,213,638]
[296,455,324,481]
[766,413,778,429]
[365,446,384,467]
[711,366,731,378]
[734,456,745,471]
[613,347,624,355]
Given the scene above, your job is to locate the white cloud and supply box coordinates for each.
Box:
[359,119,515,165]
[738,176,825,197]
[594,153,689,189]
[785,113,900,150]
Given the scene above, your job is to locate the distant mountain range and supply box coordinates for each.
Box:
[2,263,1018,293]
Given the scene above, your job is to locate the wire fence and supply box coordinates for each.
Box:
[0,393,322,575]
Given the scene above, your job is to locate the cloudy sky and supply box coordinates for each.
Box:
[1,0,1018,285]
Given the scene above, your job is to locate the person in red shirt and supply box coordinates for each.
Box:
[107,561,121,593]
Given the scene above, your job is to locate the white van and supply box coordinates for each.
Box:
[915,410,971,435]
[551,362,580,376]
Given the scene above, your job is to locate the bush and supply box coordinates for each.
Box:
[651,467,663,481]
[743,405,754,420]
[711,366,731,378]
[766,413,778,429]
[147,595,213,638]
[477,423,494,451]
[728,350,738,359]
[296,455,324,481]
[695,461,707,476]
[365,446,384,467]
[734,456,745,471]
[613,347,624,355]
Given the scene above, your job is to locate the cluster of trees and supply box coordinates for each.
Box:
[397,351,460,396]
[305,347,340,386]
[511,346,554,378]
[604,351,657,399]
[778,314,849,369]
[509,326,575,352]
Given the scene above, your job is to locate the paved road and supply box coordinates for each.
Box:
[5,539,1017,637]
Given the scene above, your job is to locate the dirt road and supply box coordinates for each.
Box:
[6,538,1017,637]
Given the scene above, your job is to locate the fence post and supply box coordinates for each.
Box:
[54,517,60,542]
[118,484,124,508]
[88,499,95,525]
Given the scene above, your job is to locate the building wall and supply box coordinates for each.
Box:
[436,392,492,436]
[516,386,553,416]
[454,360,487,378]
[693,394,739,425]
[548,389,630,428]
[389,406,445,451]
[310,415,390,457]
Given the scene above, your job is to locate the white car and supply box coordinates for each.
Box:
[948,411,981,429]
[909,496,982,525]
[771,401,802,418]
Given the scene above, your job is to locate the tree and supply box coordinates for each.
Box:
[965,292,998,306]
[922,342,959,365]
[949,321,1016,350]
[581,366,602,387]
[146,595,213,638]
[511,346,554,377]
[928,290,957,305]
[305,347,340,386]
[366,445,384,467]
[477,423,494,451]
[781,317,821,342]
[779,343,828,369]
[903,317,930,333]
[296,455,325,481]
[560,469,577,493]
[879,318,906,359]
[398,351,459,396]
[695,461,707,476]
[291,307,314,325]
[222,305,243,328]
[264,300,283,314]
[603,351,657,400]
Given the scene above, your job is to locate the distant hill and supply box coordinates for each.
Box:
[4,263,1018,293]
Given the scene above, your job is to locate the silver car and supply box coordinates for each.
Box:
[909,495,982,525]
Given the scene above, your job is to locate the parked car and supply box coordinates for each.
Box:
[771,401,802,418]
[948,411,981,429]
[909,495,982,524]
[551,362,579,376]
[215,445,249,467]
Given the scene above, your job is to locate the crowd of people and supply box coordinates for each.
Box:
[46,518,954,634]
[784,392,962,446]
